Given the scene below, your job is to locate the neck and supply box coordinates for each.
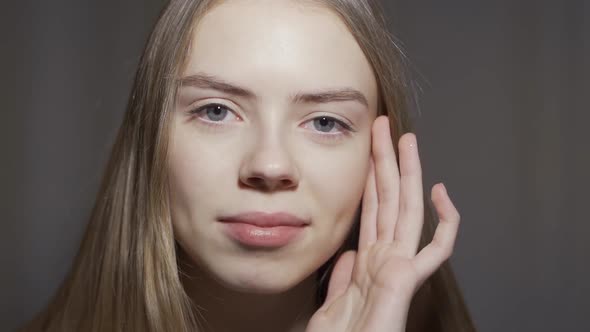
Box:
[178,251,318,332]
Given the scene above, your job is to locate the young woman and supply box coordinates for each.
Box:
[22,0,476,331]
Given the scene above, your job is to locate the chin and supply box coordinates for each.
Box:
[205,259,317,294]
[232,282,295,295]
[218,269,306,294]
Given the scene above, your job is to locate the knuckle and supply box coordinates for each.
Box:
[378,185,395,203]
[403,198,422,212]
[433,239,452,258]
[442,242,455,258]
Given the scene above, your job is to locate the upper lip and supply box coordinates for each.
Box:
[218,211,310,227]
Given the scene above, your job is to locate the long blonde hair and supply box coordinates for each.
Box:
[21,0,476,331]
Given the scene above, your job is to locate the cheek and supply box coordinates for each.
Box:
[167,129,238,234]
[168,119,243,194]
[302,143,369,245]
[309,160,366,208]
[169,143,214,205]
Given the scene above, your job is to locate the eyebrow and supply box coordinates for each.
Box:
[178,73,369,108]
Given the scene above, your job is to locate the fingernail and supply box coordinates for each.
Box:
[441,183,447,194]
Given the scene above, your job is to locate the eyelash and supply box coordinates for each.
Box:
[187,103,355,140]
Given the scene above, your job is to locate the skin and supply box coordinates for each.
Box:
[168,1,460,331]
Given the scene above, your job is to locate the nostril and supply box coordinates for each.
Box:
[280,179,292,187]
[244,177,295,190]
[249,177,265,187]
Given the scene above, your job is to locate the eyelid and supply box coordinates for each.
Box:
[186,103,355,138]
[308,113,355,131]
[187,101,242,124]
[185,105,234,131]
[300,116,355,142]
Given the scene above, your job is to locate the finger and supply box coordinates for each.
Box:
[393,133,424,257]
[322,250,357,311]
[413,183,460,279]
[372,116,400,243]
[358,157,378,250]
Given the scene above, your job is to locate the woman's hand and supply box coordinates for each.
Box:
[305,115,461,332]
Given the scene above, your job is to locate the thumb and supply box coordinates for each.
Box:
[323,250,357,309]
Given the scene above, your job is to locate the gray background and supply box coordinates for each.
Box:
[1,0,588,331]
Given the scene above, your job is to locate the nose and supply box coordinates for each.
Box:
[239,135,299,192]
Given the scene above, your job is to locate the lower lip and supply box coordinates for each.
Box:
[221,222,306,248]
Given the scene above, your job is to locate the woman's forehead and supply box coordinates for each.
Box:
[181,0,378,109]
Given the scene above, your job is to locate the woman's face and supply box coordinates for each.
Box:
[168,0,378,293]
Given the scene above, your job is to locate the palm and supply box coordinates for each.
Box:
[357,243,418,295]
[306,116,461,332]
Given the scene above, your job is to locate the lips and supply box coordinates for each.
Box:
[218,211,309,248]
[218,211,310,227]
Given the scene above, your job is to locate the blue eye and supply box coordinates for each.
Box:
[188,103,240,127]
[187,103,354,138]
[307,116,353,137]
[191,103,231,122]
[313,117,335,132]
